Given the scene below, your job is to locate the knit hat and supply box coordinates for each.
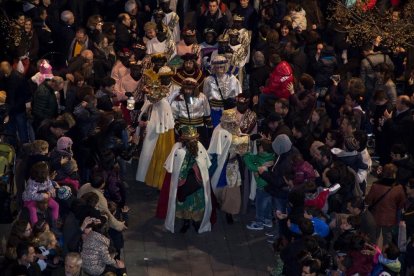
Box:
[344,136,359,151]
[0,90,6,104]
[252,51,265,67]
[31,60,54,85]
[57,185,72,200]
[272,134,292,155]
[57,136,73,151]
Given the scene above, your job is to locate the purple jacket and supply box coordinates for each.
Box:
[22,178,55,202]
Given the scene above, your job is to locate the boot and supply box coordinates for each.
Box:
[180,219,190,233]
[226,213,234,224]
[192,220,201,232]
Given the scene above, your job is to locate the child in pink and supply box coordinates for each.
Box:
[22,162,59,225]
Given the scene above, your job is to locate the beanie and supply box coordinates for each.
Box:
[57,186,72,200]
[57,136,73,151]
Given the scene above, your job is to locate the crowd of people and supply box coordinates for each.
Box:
[0,0,414,275]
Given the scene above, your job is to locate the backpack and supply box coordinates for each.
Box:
[365,54,386,91]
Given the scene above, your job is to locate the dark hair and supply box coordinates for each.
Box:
[90,173,105,189]
[293,120,307,134]
[342,116,358,130]
[101,76,116,88]
[81,192,99,207]
[325,167,341,184]
[16,242,32,259]
[13,12,24,20]
[384,243,400,260]
[353,130,367,151]
[391,144,408,156]
[300,74,315,90]
[301,258,321,274]
[288,190,305,207]
[275,98,289,109]
[373,89,387,102]
[348,197,365,210]
[30,162,49,183]
[362,43,374,52]
[347,215,361,229]
[75,27,86,34]
[318,145,332,159]
[50,119,70,130]
[298,218,314,236]
[326,130,344,148]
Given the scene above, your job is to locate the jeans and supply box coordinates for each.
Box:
[268,197,288,239]
[5,112,29,144]
[255,189,272,224]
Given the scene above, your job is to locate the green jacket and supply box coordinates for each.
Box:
[243,152,275,189]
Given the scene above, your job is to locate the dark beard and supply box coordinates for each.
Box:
[183,139,198,158]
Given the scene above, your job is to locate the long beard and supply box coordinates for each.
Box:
[184,140,198,157]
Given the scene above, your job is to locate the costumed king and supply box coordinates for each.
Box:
[164,126,212,234]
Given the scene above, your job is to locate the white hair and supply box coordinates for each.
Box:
[61,10,74,23]
[125,0,137,13]
[65,252,82,266]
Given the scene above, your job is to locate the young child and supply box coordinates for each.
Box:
[35,231,62,271]
[49,136,80,190]
[22,162,59,226]
[244,139,275,230]
[291,153,317,187]
[107,201,129,258]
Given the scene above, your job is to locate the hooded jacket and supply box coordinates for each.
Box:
[262,61,294,99]
[261,134,299,198]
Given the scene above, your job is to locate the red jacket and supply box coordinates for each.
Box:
[262,61,294,99]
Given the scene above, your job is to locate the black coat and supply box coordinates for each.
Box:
[0,70,30,115]
[384,109,414,158]
[114,23,132,52]
[197,10,228,38]
[56,23,75,57]
[249,65,271,97]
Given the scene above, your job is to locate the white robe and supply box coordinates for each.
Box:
[135,98,175,182]
[207,125,232,192]
[164,142,212,233]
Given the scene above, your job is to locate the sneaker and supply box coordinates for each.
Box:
[263,220,273,228]
[246,221,264,231]
[265,232,275,237]
[267,238,276,244]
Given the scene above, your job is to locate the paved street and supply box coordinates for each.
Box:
[123,162,273,276]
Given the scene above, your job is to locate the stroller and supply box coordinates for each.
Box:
[0,140,17,224]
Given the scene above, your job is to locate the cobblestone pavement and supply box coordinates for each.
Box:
[123,162,273,276]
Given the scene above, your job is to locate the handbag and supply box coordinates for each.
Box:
[368,183,395,212]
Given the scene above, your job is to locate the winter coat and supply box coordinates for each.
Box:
[383,108,414,158]
[311,47,337,88]
[32,82,58,122]
[261,61,294,99]
[22,178,55,202]
[114,23,132,52]
[81,231,117,276]
[365,178,406,227]
[249,65,271,97]
[261,147,299,198]
[292,160,316,186]
[360,53,394,92]
[290,89,317,122]
[77,183,126,231]
[198,10,228,40]
[73,103,100,140]
[393,157,414,186]
[331,148,368,173]
[0,71,30,115]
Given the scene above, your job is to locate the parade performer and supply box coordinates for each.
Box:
[171,78,212,147]
[164,126,212,234]
[208,109,249,224]
[154,1,180,43]
[176,27,201,64]
[135,70,175,190]
[172,53,204,90]
[203,55,241,127]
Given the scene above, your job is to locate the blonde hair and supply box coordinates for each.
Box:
[31,140,49,155]
[36,231,56,248]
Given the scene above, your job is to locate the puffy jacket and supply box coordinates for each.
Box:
[262,61,294,99]
[32,82,58,122]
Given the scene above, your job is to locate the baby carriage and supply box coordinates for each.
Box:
[0,139,17,223]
